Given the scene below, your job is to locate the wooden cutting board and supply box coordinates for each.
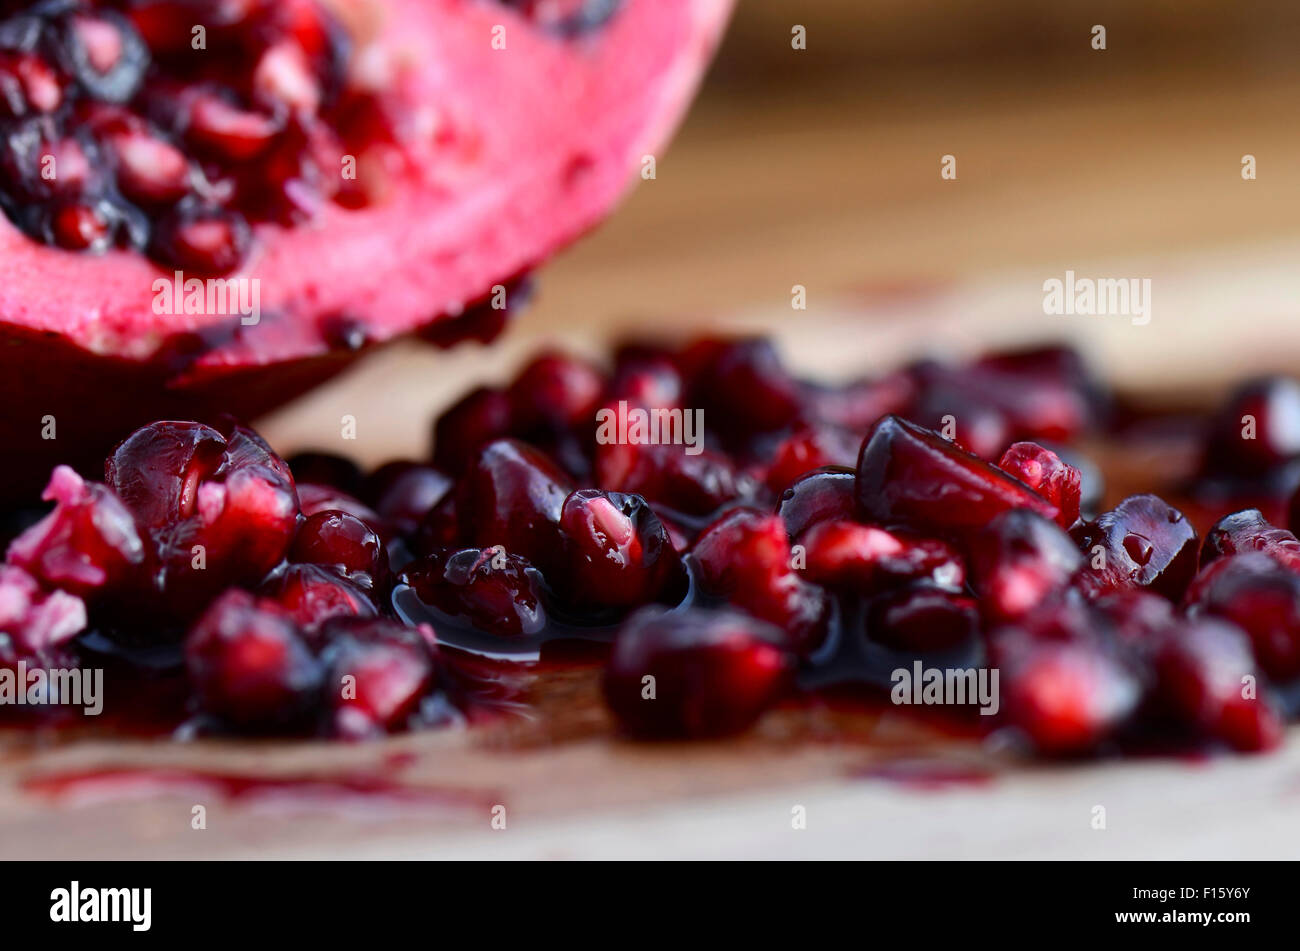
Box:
[7,64,1300,859]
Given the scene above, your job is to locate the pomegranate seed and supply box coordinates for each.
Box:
[508,351,605,432]
[604,607,795,738]
[290,510,388,590]
[1073,494,1198,601]
[1185,552,1300,681]
[253,42,321,114]
[555,489,683,609]
[431,387,515,474]
[0,564,86,657]
[400,547,547,637]
[1201,377,1300,478]
[765,425,859,493]
[774,466,856,540]
[319,617,436,738]
[110,130,191,204]
[186,95,281,161]
[1000,639,1140,755]
[1153,617,1282,752]
[149,205,251,275]
[856,415,1058,538]
[998,441,1082,528]
[6,465,143,599]
[868,587,979,653]
[184,589,323,731]
[970,510,1082,623]
[264,562,377,630]
[455,439,571,567]
[801,519,964,592]
[595,441,744,517]
[48,202,110,250]
[1201,508,1300,574]
[362,461,452,538]
[692,509,829,652]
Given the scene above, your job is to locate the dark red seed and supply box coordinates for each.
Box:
[184,589,323,731]
[1072,494,1198,601]
[800,519,964,593]
[998,441,1082,529]
[290,510,388,590]
[1201,508,1300,574]
[455,439,572,566]
[970,510,1082,623]
[774,466,856,540]
[867,587,978,653]
[856,415,1057,539]
[400,546,546,638]
[556,489,682,608]
[603,607,795,738]
[318,616,436,738]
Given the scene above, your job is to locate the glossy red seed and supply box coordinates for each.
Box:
[265,562,377,630]
[764,425,859,493]
[856,415,1057,538]
[431,387,515,474]
[1201,509,1300,573]
[774,466,857,540]
[318,617,436,738]
[290,510,387,589]
[604,607,795,738]
[692,509,829,652]
[184,589,323,730]
[998,441,1082,528]
[1185,552,1300,681]
[970,510,1082,623]
[800,519,964,593]
[1073,494,1198,601]
[456,439,572,566]
[1000,640,1140,755]
[508,351,605,432]
[400,547,546,637]
[867,587,978,653]
[556,489,682,608]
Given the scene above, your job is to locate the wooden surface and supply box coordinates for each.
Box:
[8,9,1300,859]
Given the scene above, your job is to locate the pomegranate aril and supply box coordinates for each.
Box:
[431,387,515,474]
[0,52,60,116]
[455,439,571,567]
[774,466,856,540]
[997,441,1082,528]
[556,489,683,609]
[264,562,377,630]
[1073,494,1198,601]
[400,547,547,638]
[804,371,914,432]
[764,424,859,493]
[856,415,1058,539]
[318,616,436,738]
[801,519,964,593]
[692,508,830,652]
[1185,552,1300,681]
[48,201,110,250]
[149,204,251,275]
[295,482,382,527]
[1201,376,1300,478]
[867,587,978,653]
[0,563,87,656]
[286,451,363,497]
[595,440,744,518]
[694,337,802,434]
[290,510,388,590]
[6,465,144,599]
[109,129,191,203]
[362,461,452,539]
[106,421,299,619]
[61,11,147,103]
[185,94,281,161]
[1201,508,1300,573]
[1000,639,1141,755]
[1152,617,1282,752]
[970,510,1082,623]
[605,353,684,412]
[603,606,795,738]
[184,589,323,731]
[508,351,605,432]
[253,41,321,114]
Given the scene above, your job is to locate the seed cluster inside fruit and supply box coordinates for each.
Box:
[3,335,1300,755]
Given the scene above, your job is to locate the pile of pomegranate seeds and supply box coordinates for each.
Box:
[3,335,1300,756]
[0,0,386,273]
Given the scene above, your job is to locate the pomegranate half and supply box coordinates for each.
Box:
[0,0,733,497]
